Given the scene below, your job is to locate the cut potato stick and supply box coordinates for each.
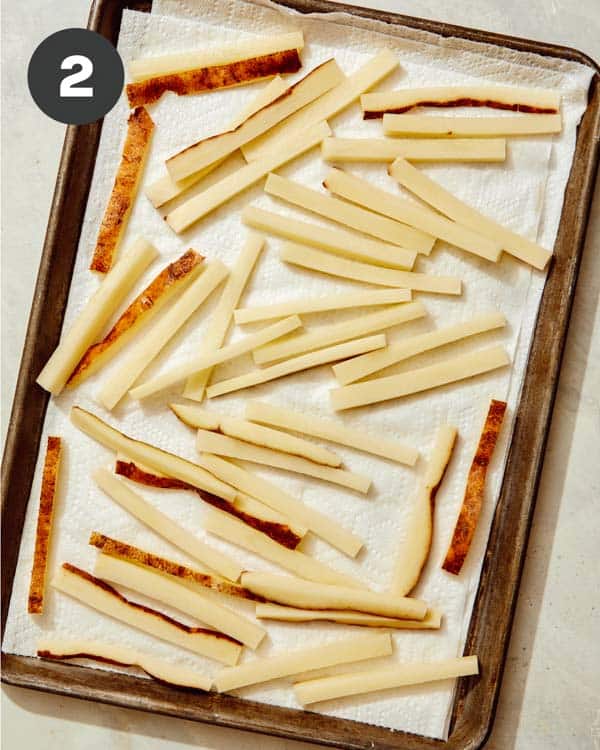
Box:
[264,172,434,252]
[242,49,398,162]
[53,563,241,664]
[37,238,157,395]
[362,85,560,118]
[167,60,342,181]
[241,572,427,620]
[69,250,204,386]
[130,315,301,400]
[197,455,363,557]
[93,553,265,648]
[389,157,552,269]
[443,399,507,575]
[170,402,220,430]
[281,242,462,294]
[215,632,392,693]
[322,136,506,163]
[392,425,457,596]
[242,205,415,270]
[333,311,507,385]
[127,49,302,108]
[255,603,442,629]
[37,637,212,691]
[90,108,154,273]
[204,510,364,589]
[166,121,331,232]
[184,233,264,401]
[331,345,510,411]
[28,436,62,614]
[254,301,426,365]
[382,113,563,138]
[294,655,479,705]
[207,334,387,398]
[324,168,502,262]
[98,261,228,409]
[71,406,237,501]
[94,468,243,581]
[235,288,412,324]
[245,401,418,466]
[196,430,371,494]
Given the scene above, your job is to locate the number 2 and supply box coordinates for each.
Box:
[60,55,93,98]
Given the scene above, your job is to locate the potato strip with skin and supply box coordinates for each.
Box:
[321,137,506,163]
[382,113,562,138]
[255,603,442,630]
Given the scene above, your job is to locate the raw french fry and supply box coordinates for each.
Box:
[196,430,371,494]
[166,121,331,232]
[68,250,204,386]
[70,406,237,501]
[264,172,435,252]
[245,401,418,466]
[242,49,398,161]
[90,109,154,273]
[382,113,563,137]
[94,468,243,582]
[333,311,507,385]
[197,455,363,557]
[130,315,302,400]
[241,571,427,619]
[166,60,342,181]
[255,603,442,630]
[443,399,507,575]
[294,655,479,705]
[214,632,393,692]
[389,157,552,269]
[170,403,220,430]
[37,238,157,395]
[242,205,416,270]
[392,425,457,596]
[204,510,364,588]
[207,334,387,398]
[53,563,241,664]
[324,168,502,263]
[37,637,212,692]
[93,553,265,648]
[127,49,302,108]
[184,233,264,400]
[321,136,506,163]
[28,436,62,614]
[362,85,560,117]
[98,261,228,410]
[281,242,462,294]
[235,288,412,324]
[254,301,426,365]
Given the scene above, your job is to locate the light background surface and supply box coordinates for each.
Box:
[1,1,598,748]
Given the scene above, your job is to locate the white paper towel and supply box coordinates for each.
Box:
[3,1,593,740]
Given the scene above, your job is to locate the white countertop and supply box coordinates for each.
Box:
[2,1,599,748]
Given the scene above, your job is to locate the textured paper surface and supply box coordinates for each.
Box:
[3,1,592,741]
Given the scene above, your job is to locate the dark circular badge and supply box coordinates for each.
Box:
[28,28,124,125]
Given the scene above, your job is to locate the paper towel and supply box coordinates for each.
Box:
[3,1,593,740]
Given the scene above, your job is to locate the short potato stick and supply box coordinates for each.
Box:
[323,168,502,262]
[321,137,506,163]
[281,242,462,294]
[382,113,563,137]
[207,334,387,399]
[214,632,392,693]
[245,400,418,465]
[242,204,416,270]
[130,315,302,399]
[330,345,510,411]
[90,108,154,273]
[37,637,212,692]
[389,157,552,269]
[294,655,479,705]
[98,261,228,410]
[166,121,331,233]
[196,430,371,494]
[255,603,442,630]
[37,238,157,395]
[169,402,221,430]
